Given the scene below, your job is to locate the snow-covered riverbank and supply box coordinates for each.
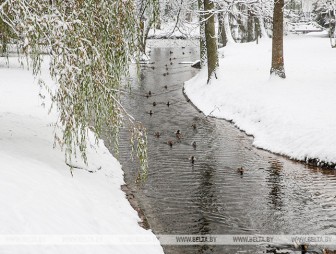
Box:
[0,58,163,253]
[185,33,336,167]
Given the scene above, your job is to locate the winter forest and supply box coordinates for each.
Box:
[1,0,336,254]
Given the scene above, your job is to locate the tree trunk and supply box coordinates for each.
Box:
[234,14,247,42]
[198,0,206,67]
[254,16,260,44]
[139,16,154,54]
[204,0,218,83]
[224,12,235,43]
[247,10,254,42]
[218,12,227,47]
[258,16,268,37]
[257,0,268,38]
[270,0,286,78]
[257,16,268,38]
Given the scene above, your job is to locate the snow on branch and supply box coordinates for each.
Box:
[0,0,157,178]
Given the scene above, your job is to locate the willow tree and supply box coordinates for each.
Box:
[270,0,286,78]
[203,0,218,83]
[0,0,158,178]
[137,0,159,53]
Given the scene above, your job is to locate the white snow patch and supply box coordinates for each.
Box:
[0,57,163,254]
[185,35,336,165]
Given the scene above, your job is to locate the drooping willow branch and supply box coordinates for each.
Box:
[0,0,158,179]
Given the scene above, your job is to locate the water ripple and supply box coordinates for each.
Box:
[102,44,336,254]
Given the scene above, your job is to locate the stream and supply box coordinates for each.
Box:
[105,40,336,254]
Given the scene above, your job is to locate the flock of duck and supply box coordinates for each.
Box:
[145,88,197,165]
[143,50,245,175]
[136,46,336,254]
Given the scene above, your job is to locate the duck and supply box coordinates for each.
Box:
[301,244,308,254]
[167,140,173,147]
[189,156,196,164]
[149,110,153,116]
[192,141,197,149]
[148,91,152,96]
[167,101,170,107]
[154,132,160,138]
[237,167,244,175]
[153,102,157,106]
[323,249,336,254]
[151,66,155,70]
[126,193,135,199]
[169,50,173,54]
[164,85,168,89]
[163,73,167,76]
[191,123,196,129]
[175,130,182,139]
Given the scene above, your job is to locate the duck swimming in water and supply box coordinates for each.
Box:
[323,248,336,254]
[145,91,152,98]
[237,167,244,175]
[175,130,182,139]
[189,156,195,164]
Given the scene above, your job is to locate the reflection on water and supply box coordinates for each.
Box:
[268,160,284,210]
[104,41,336,254]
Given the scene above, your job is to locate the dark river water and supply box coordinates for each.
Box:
[105,40,336,254]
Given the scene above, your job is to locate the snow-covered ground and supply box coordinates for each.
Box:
[287,21,324,33]
[0,58,163,253]
[185,33,336,167]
